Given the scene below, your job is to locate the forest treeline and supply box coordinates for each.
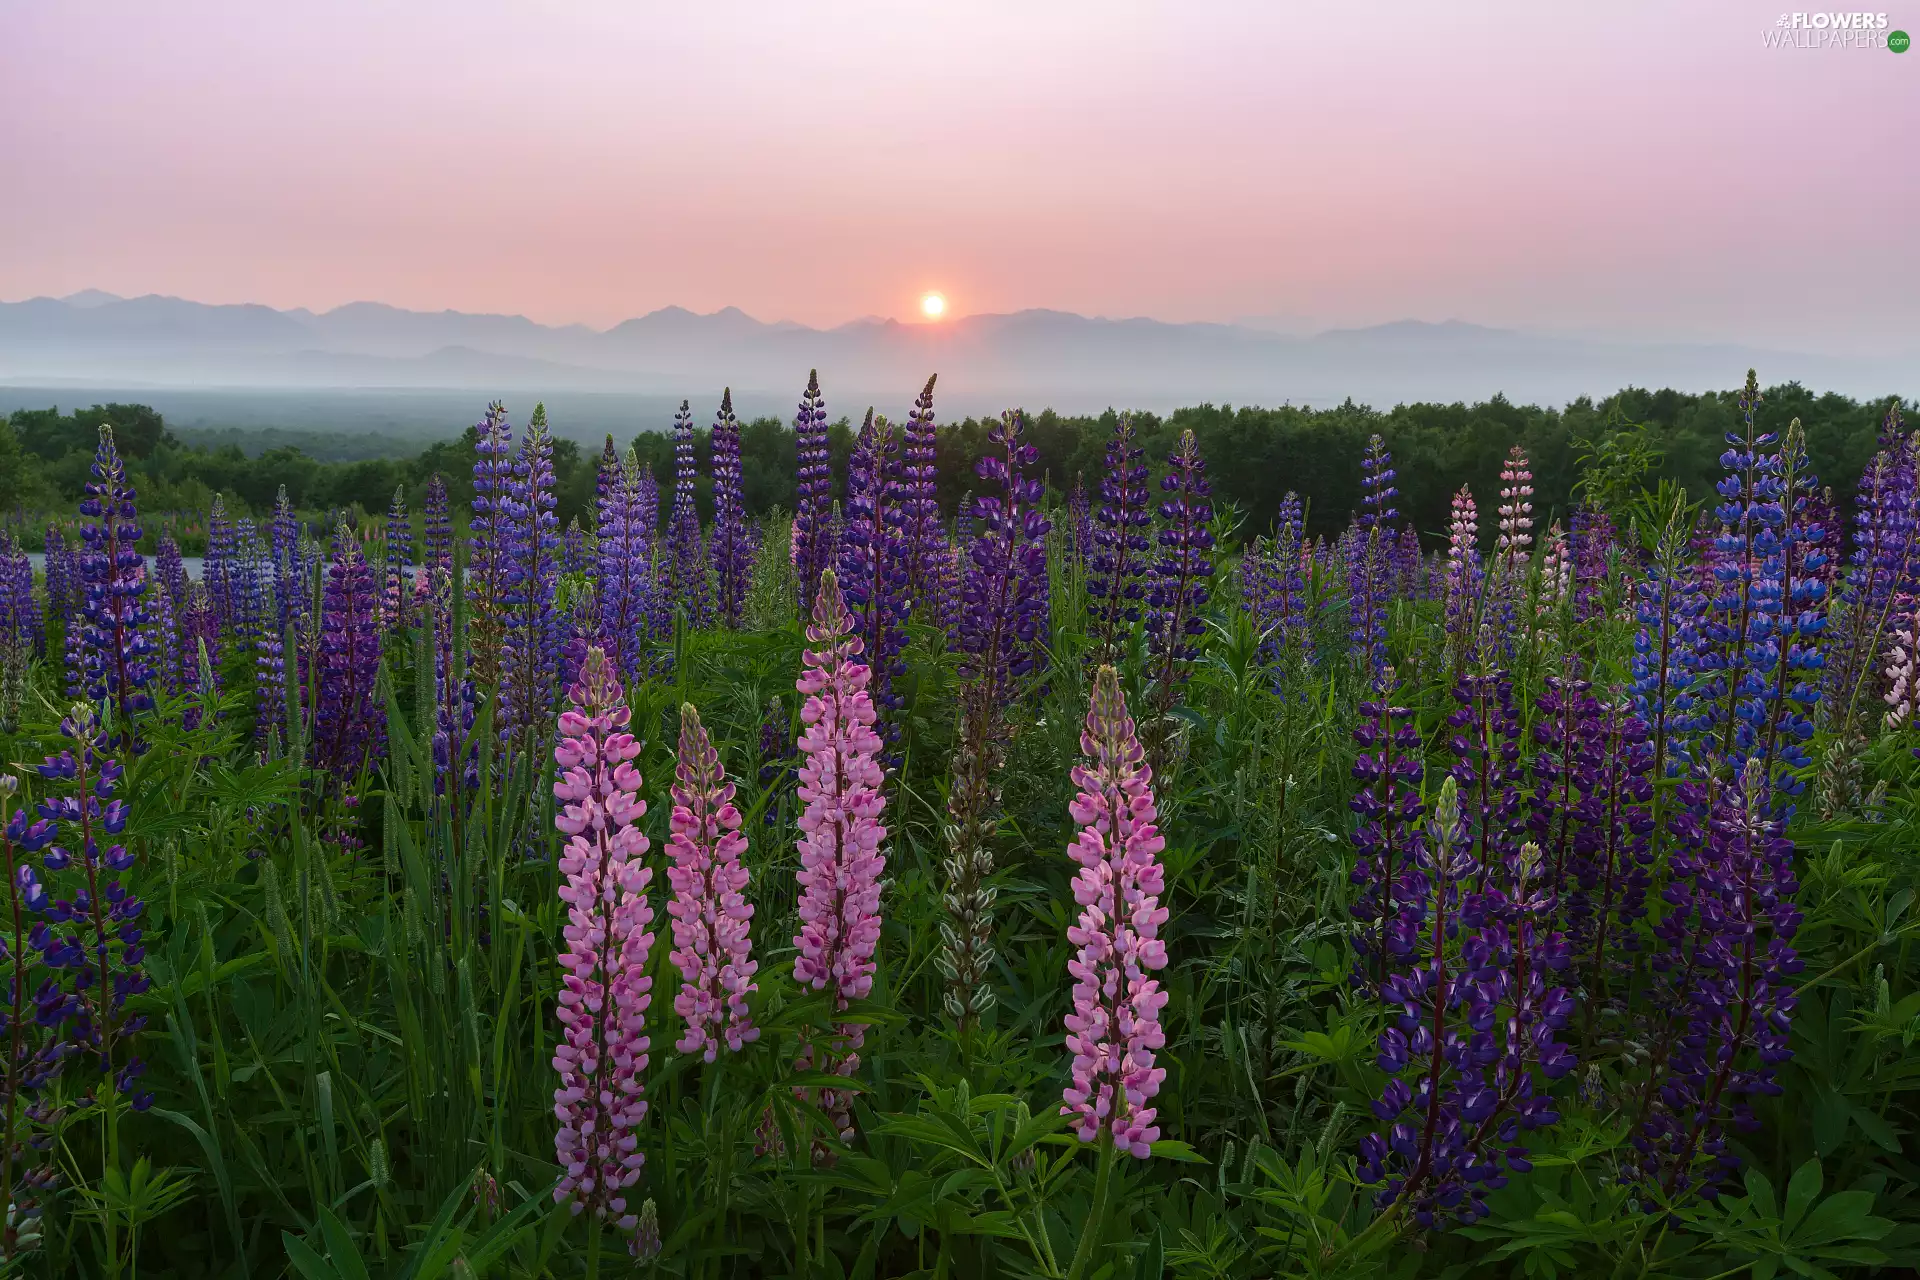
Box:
[4,378,1908,549]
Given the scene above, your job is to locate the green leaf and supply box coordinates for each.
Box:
[1785,1159,1823,1231]
[1147,1140,1208,1164]
[283,1231,344,1280]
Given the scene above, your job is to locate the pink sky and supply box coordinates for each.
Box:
[1,0,1913,353]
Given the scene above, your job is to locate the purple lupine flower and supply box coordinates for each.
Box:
[1631,505,1707,786]
[792,371,835,614]
[1245,492,1312,669]
[1396,526,1425,601]
[428,564,478,806]
[143,565,180,706]
[311,523,384,784]
[0,535,40,659]
[270,486,311,673]
[154,534,188,629]
[36,703,153,1112]
[665,400,711,628]
[709,389,752,628]
[1147,428,1215,697]
[898,374,944,611]
[1447,670,1526,891]
[562,518,586,579]
[1346,434,1398,674]
[0,773,72,1262]
[423,473,453,574]
[1570,506,1615,621]
[595,442,654,683]
[75,427,155,752]
[1636,758,1800,1200]
[1829,404,1914,733]
[1349,679,1426,991]
[254,557,287,752]
[1067,474,1093,570]
[467,403,515,691]
[958,411,1052,697]
[499,405,562,757]
[204,494,239,633]
[791,570,887,1142]
[665,703,758,1062]
[1565,699,1654,1005]
[1060,666,1170,1158]
[551,648,655,1232]
[43,525,75,640]
[838,410,908,728]
[382,486,412,632]
[755,695,795,827]
[634,461,671,645]
[1087,413,1152,664]
[179,585,220,726]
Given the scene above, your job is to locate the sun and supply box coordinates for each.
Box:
[920,292,946,319]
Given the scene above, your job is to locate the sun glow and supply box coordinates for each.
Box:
[920,292,946,319]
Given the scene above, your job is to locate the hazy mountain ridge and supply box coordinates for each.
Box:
[2,291,1911,413]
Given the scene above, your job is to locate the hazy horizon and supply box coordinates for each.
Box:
[4,0,1914,360]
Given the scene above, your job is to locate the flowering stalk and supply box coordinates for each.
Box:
[500,405,562,758]
[1088,413,1152,664]
[791,571,888,1141]
[1346,435,1398,674]
[551,648,655,1233]
[899,375,944,612]
[1147,429,1215,713]
[423,473,453,574]
[312,524,384,785]
[1061,666,1170,1157]
[666,400,711,628]
[793,371,835,614]
[839,411,909,729]
[709,389,752,628]
[595,442,654,683]
[1492,445,1535,620]
[467,402,515,691]
[75,427,155,753]
[382,485,412,633]
[665,703,758,1062]
[1444,485,1483,677]
[1349,678,1425,991]
[0,776,66,1265]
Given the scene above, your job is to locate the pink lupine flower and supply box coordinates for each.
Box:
[1495,444,1534,575]
[1061,666,1171,1159]
[551,647,656,1231]
[1538,521,1571,618]
[665,702,760,1061]
[1884,593,1920,729]
[790,570,888,1139]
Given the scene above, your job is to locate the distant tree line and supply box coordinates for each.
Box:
[4,379,1908,551]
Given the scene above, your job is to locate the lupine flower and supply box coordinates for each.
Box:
[1357,780,1574,1229]
[0,774,69,1264]
[838,411,909,728]
[43,526,76,637]
[1246,492,1312,670]
[1884,593,1920,729]
[154,534,188,630]
[1494,445,1535,588]
[467,403,516,690]
[665,400,711,628]
[792,371,835,614]
[1060,667,1170,1158]
[1631,503,1707,783]
[37,704,152,1113]
[595,443,655,682]
[898,375,945,610]
[1087,413,1152,663]
[1828,407,1915,733]
[755,695,796,827]
[1448,671,1525,889]
[551,649,655,1231]
[1444,486,1483,675]
[1536,522,1572,626]
[75,427,155,751]
[791,571,888,1140]
[1565,699,1654,1004]
[1349,677,1425,990]
[1570,506,1615,621]
[1346,435,1398,673]
[1146,429,1215,698]
[709,389,752,628]
[311,523,384,783]
[944,412,1052,1027]
[500,405,562,756]
[423,473,453,573]
[1637,758,1800,1200]
[205,494,239,632]
[382,486,412,632]
[635,462,672,645]
[665,703,758,1062]
[562,518,586,578]
[1067,474,1093,569]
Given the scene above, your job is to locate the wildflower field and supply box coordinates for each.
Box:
[5,367,1920,1279]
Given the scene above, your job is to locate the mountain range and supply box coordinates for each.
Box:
[2,291,1912,416]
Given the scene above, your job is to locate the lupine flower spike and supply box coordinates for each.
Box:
[665,703,759,1062]
[1061,666,1170,1158]
[551,648,655,1233]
